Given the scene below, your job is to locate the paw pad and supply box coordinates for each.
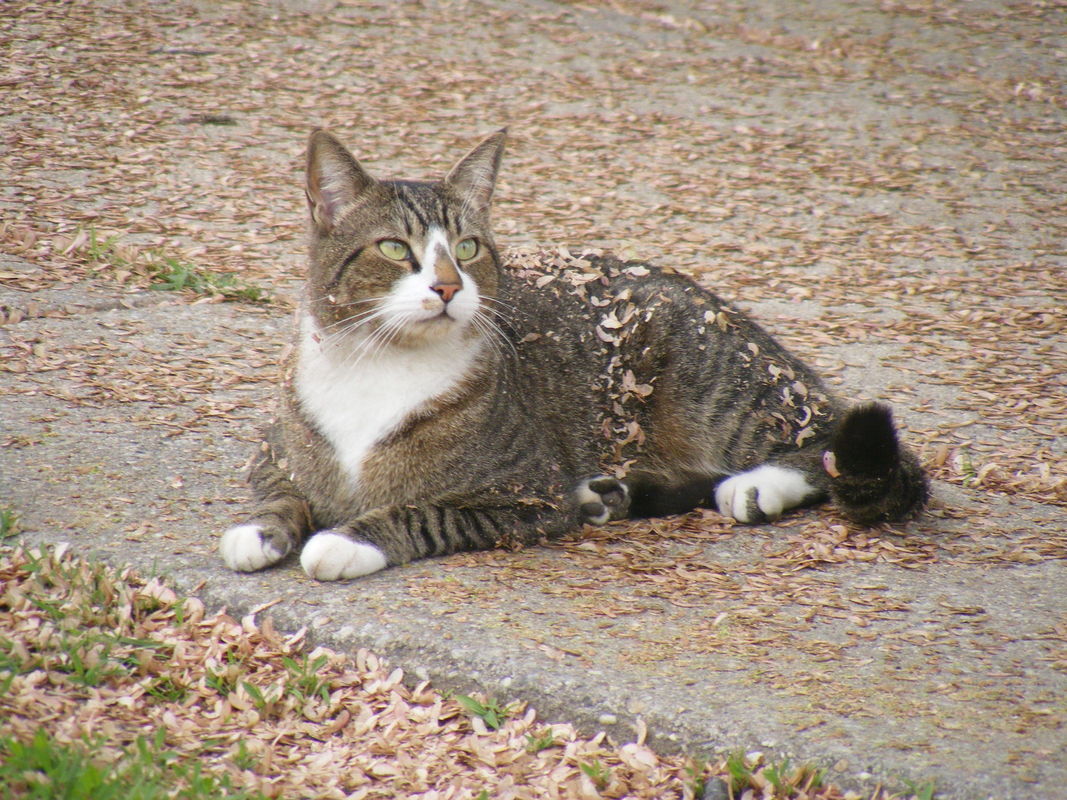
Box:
[575,476,631,524]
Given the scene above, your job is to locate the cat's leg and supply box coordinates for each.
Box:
[711,404,928,524]
[578,471,769,521]
[576,472,739,521]
[300,502,563,581]
[220,450,312,572]
[575,465,823,524]
[624,472,722,518]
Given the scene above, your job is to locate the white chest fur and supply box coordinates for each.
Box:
[295,313,481,486]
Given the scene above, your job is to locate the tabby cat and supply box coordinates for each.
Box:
[220,129,928,580]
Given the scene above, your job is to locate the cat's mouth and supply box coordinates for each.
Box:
[398,309,468,344]
[418,305,468,325]
[414,310,454,326]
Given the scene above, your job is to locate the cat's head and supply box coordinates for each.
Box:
[303,128,506,350]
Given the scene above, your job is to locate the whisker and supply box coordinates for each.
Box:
[321,306,384,333]
[468,314,499,357]
[358,314,408,367]
[478,294,516,312]
[471,308,518,363]
[337,322,386,372]
[322,313,381,347]
[330,297,384,310]
[475,298,519,346]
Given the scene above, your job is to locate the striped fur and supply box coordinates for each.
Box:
[220,129,928,580]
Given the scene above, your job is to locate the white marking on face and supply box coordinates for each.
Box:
[421,226,451,278]
[380,270,480,327]
[378,226,478,327]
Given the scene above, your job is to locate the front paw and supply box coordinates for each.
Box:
[300,530,388,581]
[575,475,631,524]
[220,523,290,572]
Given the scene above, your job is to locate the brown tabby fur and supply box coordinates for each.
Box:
[223,129,928,575]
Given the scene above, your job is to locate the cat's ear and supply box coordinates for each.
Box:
[444,129,507,217]
[305,129,376,232]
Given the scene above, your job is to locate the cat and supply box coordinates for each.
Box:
[220,128,928,581]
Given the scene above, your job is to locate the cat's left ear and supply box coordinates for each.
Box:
[444,129,507,217]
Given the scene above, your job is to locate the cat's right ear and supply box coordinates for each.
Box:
[305,129,376,232]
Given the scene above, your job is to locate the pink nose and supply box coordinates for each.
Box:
[432,282,461,303]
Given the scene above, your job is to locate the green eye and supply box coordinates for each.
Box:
[455,238,478,261]
[378,239,410,260]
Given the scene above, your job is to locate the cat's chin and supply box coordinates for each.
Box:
[395,315,471,347]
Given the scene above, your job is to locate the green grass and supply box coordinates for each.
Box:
[0,505,19,539]
[580,757,612,790]
[80,227,270,303]
[0,727,268,800]
[0,552,176,690]
[230,740,259,772]
[282,652,331,703]
[0,547,272,799]
[725,750,754,793]
[454,693,516,731]
[724,751,829,798]
[525,727,559,754]
[145,675,187,704]
[902,778,938,800]
[1,543,950,800]
[685,756,708,796]
[957,447,978,486]
[240,680,284,717]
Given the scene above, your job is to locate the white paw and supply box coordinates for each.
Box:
[220,523,287,572]
[300,531,388,581]
[714,465,816,523]
[574,475,630,524]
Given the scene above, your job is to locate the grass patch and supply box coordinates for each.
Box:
[0,727,266,800]
[579,757,612,790]
[454,693,516,731]
[282,651,331,704]
[73,227,270,303]
[525,727,559,754]
[725,750,833,798]
[0,505,19,539]
[0,543,949,800]
[902,778,938,800]
[685,755,708,796]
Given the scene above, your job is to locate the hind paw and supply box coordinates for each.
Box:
[575,475,631,524]
[714,465,816,523]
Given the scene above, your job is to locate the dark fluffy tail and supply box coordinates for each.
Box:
[826,403,929,524]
